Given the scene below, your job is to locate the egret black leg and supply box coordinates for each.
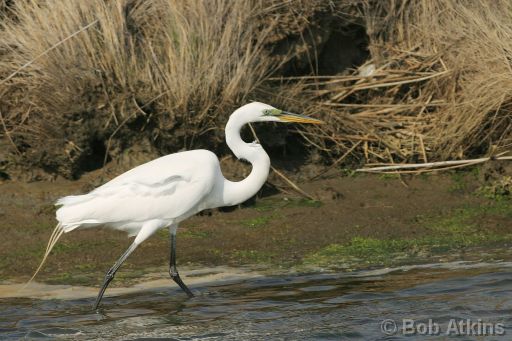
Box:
[169,230,194,297]
[93,242,138,310]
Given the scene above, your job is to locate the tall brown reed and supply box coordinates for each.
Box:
[0,0,278,177]
[1,0,512,177]
[288,0,512,165]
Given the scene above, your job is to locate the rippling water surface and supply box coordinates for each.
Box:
[1,261,511,340]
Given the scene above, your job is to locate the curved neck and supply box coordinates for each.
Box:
[222,114,270,206]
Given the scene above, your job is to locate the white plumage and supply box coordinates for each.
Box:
[28,102,322,309]
[56,150,219,236]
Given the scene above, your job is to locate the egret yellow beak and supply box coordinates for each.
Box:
[279,111,324,124]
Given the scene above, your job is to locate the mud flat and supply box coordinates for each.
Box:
[1,166,511,287]
[0,266,263,300]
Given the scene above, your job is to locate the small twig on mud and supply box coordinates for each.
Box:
[356,154,512,173]
[270,166,316,201]
[309,141,361,180]
[386,148,408,188]
[0,19,99,86]
[248,123,316,200]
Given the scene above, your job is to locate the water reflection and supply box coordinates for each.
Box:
[1,262,511,340]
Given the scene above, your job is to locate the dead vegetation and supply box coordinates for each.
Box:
[286,0,512,166]
[0,0,512,179]
[0,0,285,178]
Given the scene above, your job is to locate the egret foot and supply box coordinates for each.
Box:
[169,228,194,297]
[169,268,194,298]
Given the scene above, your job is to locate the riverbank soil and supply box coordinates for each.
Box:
[1,162,511,287]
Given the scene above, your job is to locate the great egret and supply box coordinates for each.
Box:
[30,102,322,309]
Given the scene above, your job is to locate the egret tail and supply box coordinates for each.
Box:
[23,223,65,288]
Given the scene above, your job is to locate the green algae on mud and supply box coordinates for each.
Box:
[303,200,512,270]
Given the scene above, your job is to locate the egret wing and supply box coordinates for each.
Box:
[56,150,218,227]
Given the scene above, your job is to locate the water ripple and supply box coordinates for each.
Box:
[0,261,510,340]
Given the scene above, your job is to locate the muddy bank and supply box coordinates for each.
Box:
[0,266,263,300]
[1,165,512,287]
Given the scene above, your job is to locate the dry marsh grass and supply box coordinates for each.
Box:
[0,0,282,177]
[289,0,512,166]
[1,0,512,179]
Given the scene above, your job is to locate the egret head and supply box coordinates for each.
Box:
[237,102,323,125]
[227,102,323,161]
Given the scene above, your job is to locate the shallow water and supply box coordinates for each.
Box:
[1,261,511,340]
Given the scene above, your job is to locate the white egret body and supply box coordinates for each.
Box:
[31,102,322,309]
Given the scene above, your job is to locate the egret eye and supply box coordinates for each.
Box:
[262,108,282,116]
